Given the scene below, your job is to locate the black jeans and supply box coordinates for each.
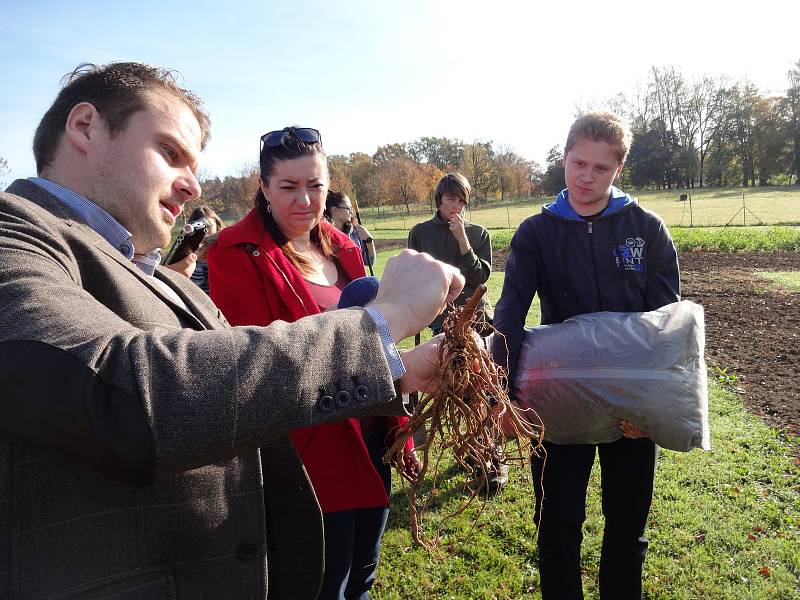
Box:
[531,437,657,600]
[316,419,394,600]
[318,506,390,600]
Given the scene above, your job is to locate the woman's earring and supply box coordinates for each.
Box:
[266,200,272,214]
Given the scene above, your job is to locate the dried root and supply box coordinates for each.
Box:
[386,284,545,549]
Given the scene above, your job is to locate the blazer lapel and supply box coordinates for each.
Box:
[153,268,225,330]
[88,239,206,329]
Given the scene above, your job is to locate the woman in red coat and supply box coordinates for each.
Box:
[207,127,416,600]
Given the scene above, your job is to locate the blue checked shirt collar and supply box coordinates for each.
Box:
[29,177,162,276]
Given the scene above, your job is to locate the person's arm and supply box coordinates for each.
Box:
[0,223,460,486]
[163,252,197,278]
[407,225,421,252]
[457,226,492,288]
[644,217,681,309]
[352,222,376,267]
[490,220,539,387]
[620,214,681,440]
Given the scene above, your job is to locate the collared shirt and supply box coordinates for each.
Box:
[28,177,187,309]
[28,177,161,276]
[28,177,406,380]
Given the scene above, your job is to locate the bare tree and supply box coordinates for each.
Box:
[787,60,800,185]
[649,66,686,188]
[688,76,727,187]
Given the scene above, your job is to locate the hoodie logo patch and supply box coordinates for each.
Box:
[613,237,645,272]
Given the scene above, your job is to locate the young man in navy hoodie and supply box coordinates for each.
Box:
[492,112,680,599]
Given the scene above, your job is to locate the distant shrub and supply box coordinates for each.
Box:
[490,226,800,253]
[671,226,800,252]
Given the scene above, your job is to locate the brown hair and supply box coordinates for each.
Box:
[256,128,335,274]
[434,173,471,208]
[34,62,211,174]
[564,111,632,163]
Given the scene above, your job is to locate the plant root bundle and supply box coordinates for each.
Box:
[385,284,545,549]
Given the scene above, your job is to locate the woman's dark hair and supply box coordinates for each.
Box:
[324,190,353,233]
[254,128,335,273]
[188,205,223,232]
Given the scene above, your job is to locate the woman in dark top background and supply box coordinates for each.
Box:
[325,190,376,268]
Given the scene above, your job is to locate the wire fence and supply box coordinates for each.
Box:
[358,191,800,238]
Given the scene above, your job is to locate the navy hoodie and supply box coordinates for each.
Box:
[492,186,681,386]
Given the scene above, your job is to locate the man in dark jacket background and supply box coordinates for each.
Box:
[407,172,493,333]
[407,173,508,494]
[492,112,681,600]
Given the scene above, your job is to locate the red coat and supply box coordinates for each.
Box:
[208,208,409,513]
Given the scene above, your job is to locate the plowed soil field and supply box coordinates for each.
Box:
[678,251,799,439]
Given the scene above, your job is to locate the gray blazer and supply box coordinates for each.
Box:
[0,180,406,599]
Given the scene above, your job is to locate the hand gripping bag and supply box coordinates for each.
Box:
[513,300,709,451]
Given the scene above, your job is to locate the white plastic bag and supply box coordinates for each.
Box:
[513,300,709,451]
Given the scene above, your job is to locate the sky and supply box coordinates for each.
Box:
[1,0,798,183]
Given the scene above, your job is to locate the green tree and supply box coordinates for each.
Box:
[753,96,791,186]
[372,143,410,167]
[542,145,565,196]
[727,83,762,187]
[409,137,464,171]
[627,126,669,188]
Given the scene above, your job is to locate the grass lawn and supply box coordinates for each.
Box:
[370,249,800,599]
[757,271,800,293]
[362,186,800,235]
[373,384,800,600]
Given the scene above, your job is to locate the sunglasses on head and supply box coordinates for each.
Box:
[260,127,321,150]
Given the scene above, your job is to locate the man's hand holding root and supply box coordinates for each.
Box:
[369,250,464,342]
[397,334,442,395]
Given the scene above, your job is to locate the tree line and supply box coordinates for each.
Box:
[542,60,800,193]
[195,137,542,218]
[170,58,800,216]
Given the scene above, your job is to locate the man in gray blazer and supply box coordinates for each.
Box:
[0,62,461,599]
